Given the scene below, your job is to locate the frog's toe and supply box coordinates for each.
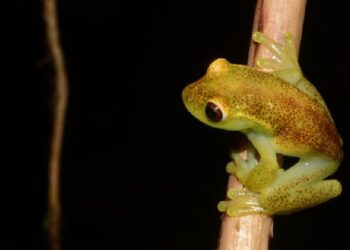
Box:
[218,201,243,217]
[283,32,295,49]
[226,161,237,174]
[256,58,283,71]
[232,149,257,167]
[226,160,249,182]
[217,199,242,216]
[252,31,267,44]
[217,200,229,213]
[252,31,282,56]
[227,188,251,199]
[228,148,258,183]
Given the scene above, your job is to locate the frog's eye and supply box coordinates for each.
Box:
[205,102,226,122]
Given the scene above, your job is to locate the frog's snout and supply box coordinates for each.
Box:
[182,84,191,104]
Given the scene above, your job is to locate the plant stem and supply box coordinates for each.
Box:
[43,0,68,249]
[217,0,307,249]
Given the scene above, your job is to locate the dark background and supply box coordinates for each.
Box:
[7,0,349,249]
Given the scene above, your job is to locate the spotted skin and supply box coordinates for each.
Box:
[182,32,342,216]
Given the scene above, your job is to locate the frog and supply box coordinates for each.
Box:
[182,32,342,216]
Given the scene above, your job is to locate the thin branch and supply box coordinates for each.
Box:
[43,0,68,249]
[217,0,307,249]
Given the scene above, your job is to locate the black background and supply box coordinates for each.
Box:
[6,1,350,249]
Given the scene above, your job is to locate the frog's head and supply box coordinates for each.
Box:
[182,58,253,131]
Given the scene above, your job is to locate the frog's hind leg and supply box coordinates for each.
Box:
[259,157,342,214]
[272,179,341,213]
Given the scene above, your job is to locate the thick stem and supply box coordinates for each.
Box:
[248,0,307,65]
[217,0,307,249]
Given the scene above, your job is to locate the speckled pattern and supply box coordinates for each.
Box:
[182,57,343,215]
[183,59,342,161]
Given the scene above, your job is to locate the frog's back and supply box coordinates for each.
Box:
[227,65,342,161]
[271,94,342,161]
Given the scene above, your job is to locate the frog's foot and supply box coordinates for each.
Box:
[217,188,266,216]
[252,31,303,85]
[226,147,258,183]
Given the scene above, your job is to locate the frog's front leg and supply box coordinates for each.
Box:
[252,32,328,110]
[243,132,281,192]
[219,133,281,216]
[226,132,280,190]
[219,139,265,216]
[259,157,342,214]
[226,142,257,183]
